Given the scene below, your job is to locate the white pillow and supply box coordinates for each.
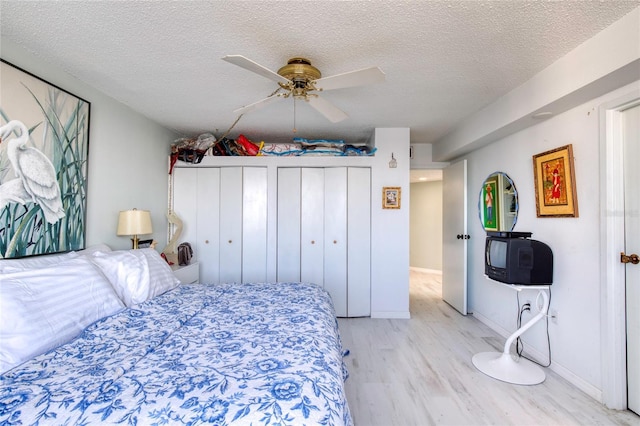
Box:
[0,257,124,374]
[91,248,180,307]
[0,250,79,273]
[77,243,112,255]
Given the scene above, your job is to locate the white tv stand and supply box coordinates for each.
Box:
[472,281,550,385]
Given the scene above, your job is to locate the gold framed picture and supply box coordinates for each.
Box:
[382,187,401,209]
[532,144,579,217]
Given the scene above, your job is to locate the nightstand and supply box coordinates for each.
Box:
[172,262,199,284]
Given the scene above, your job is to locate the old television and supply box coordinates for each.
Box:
[485,232,553,285]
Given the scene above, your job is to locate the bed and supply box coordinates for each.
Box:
[0,248,352,425]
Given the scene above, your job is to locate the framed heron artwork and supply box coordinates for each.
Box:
[0,59,90,258]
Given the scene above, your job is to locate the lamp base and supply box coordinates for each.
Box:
[472,352,545,385]
[131,235,140,249]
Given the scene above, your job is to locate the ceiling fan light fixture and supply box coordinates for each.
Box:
[277,57,322,81]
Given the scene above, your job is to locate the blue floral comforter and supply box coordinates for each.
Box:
[0,283,352,425]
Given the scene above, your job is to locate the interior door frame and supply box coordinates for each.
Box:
[599,89,640,409]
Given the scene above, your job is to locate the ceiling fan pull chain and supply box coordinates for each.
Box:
[216,87,283,141]
[216,113,243,141]
[293,97,297,133]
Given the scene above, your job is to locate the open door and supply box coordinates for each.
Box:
[442,159,468,315]
[623,104,639,414]
[601,93,639,411]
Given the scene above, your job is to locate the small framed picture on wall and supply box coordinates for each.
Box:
[532,144,579,217]
[382,187,401,209]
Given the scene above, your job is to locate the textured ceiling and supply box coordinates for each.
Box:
[1,1,638,147]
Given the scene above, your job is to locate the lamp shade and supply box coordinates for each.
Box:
[117,209,153,236]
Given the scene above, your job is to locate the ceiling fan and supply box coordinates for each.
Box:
[222,55,385,123]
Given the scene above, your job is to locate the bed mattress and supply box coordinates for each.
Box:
[0,282,352,425]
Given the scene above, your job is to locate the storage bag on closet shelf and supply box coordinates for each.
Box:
[178,242,193,266]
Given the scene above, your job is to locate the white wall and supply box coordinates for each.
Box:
[410,181,442,271]
[464,79,639,400]
[433,7,640,401]
[370,128,411,318]
[2,40,178,249]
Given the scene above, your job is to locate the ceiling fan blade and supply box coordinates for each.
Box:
[314,66,385,91]
[306,95,348,123]
[233,94,286,115]
[222,55,290,85]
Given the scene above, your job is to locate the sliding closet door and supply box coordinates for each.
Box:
[172,167,221,284]
[219,167,243,283]
[275,166,371,317]
[196,168,221,284]
[324,167,348,317]
[277,168,302,282]
[172,168,197,256]
[300,168,324,286]
[242,167,268,283]
[347,167,371,317]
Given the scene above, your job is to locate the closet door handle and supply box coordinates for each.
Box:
[311,240,315,244]
[621,252,639,264]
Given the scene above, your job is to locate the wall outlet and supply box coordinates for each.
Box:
[550,309,558,324]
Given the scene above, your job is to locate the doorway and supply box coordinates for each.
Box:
[409,169,444,315]
[409,169,444,273]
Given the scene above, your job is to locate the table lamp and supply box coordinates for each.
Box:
[117,208,153,249]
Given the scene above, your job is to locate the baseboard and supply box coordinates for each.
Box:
[371,311,411,319]
[409,266,442,274]
[472,311,603,403]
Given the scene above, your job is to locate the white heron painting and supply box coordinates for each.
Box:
[0,60,90,258]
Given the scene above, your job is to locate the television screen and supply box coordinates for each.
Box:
[485,235,553,285]
[488,240,507,268]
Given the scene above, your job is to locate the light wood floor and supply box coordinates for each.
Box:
[337,270,640,426]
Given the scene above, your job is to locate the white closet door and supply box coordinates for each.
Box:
[172,167,198,257]
[324,167,348,317]
[277,168,302,282]
[301,168,324,286]
[347,167,371,317]
[196,168,221,284]
[173,168,220,284]
[219,167,243,283]
[242,167,268,283]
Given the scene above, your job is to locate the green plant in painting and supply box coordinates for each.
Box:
[0,85,88,258]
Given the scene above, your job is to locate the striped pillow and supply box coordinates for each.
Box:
[0,245,112,274]
[90,248,180,307]
[0,250,79,273]
[0,257,124,374]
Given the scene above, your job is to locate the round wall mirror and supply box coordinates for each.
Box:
[478,172,518,232]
